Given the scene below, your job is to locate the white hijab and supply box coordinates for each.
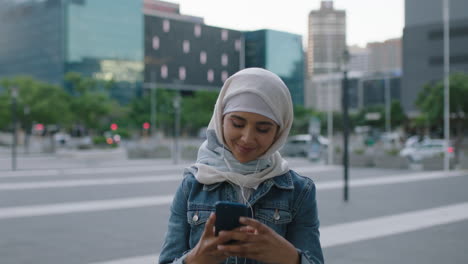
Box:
[187,68,294,189]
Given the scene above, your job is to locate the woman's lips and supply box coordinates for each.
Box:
[236,144,255,154]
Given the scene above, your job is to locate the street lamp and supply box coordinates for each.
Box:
[150,71,157,138]
[173,91,181,165]
[341,49,350,202]
[443,0,450,171]
[11,87,18,171]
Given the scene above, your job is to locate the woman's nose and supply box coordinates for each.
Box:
[240,128,255,144]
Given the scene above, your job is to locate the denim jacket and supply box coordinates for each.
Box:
[159,169,324,264]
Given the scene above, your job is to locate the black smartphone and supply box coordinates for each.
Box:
[215,201,250,236]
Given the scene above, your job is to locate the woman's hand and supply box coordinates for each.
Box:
[185,213,232,264]
[216,217,300,264]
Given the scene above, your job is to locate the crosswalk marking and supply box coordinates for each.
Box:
[0,166,340,191]
[0,169,465,191]
[320,201,468,247]
[0,164,337,179]
[87,201,468,264]
[0,164,189,179]
[0,174,182,190]
[0,170,466,219]
[0,169,60,178]
[90,254,159,264]
[317,170,468,190]
[0,196,174,220]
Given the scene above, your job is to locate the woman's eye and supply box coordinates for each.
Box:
[257,128,270,133]
[232,122,244,128]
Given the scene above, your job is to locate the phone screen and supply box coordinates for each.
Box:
[215,201,249,236]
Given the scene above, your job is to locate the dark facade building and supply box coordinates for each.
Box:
[361,76,401,107]
[403,0,468,113]
[144,15,242,91]
[244,30,305,106]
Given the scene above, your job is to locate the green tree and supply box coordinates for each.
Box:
[351,101,407,131]
[390,100,407,128]
[64,72,122,134]
[0,76,72,131]
[416,73,468,162]
[181,90,218,136]
[127,88,179,136]
[291,105,321,135]
[353,105,385,129]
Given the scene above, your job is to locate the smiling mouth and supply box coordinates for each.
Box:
[236,144,255,153]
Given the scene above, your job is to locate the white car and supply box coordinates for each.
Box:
[280,134,328,159]
[400,139,453,162]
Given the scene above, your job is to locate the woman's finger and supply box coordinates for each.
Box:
[201,213,216,238]
[239,226,256,233]
[239,217,267,233]
[217,243,258,258]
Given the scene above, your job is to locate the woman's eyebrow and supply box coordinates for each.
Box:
[230,114,246,121]
[230,114,274,126]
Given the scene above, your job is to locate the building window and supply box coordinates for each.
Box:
[235,39,241,51]
[207,69,214,82]
[429,54,468,65]
[221,29,228,41]
[179,67,186,80]
[200,51,207,64]
[183,40,190,53]
[161,65,168,79]
[152,36,160,50]
[221,54,228,66]
[428,26,468,40]
[163,19,170,32]
[221,71,228,82]
[194,24,202,37]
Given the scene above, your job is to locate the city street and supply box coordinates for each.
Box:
[0,152,467,264]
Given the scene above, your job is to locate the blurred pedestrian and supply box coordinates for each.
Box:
[159,68,324,264]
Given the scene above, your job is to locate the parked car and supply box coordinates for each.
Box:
[399,139,453,162]
[280,134,328,159]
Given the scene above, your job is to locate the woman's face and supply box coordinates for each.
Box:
[223,111,279,163]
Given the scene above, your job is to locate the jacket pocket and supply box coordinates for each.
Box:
[187,203,213,247]
[255,202,292,236]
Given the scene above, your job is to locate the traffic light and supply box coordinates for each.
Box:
[143,122,150,130]
[110,123,118,131]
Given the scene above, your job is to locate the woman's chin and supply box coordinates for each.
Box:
[234,154,255,163]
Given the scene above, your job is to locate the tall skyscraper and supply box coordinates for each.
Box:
[307,0,346,77]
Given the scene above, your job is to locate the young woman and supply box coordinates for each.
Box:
[159,68,324,264]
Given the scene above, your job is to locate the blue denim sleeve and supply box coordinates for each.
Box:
[287,177,324,264]
[159,177,191,264]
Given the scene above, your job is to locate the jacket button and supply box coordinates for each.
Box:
[192,213,199,222]
[274,209,280,220]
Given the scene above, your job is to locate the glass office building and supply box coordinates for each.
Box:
[0,0,65,84]
[245,30,305,106]
[0,0,143,102]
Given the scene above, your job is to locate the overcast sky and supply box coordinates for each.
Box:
[171,0,404,47]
